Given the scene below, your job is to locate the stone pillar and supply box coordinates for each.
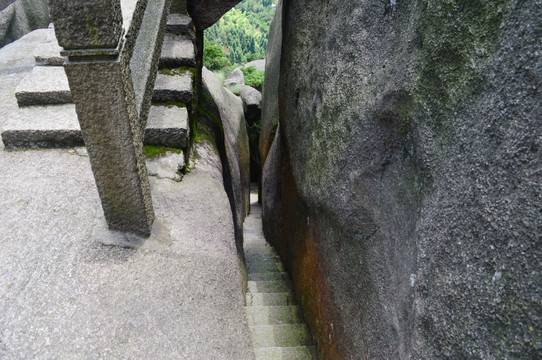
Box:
[49,0,154,237]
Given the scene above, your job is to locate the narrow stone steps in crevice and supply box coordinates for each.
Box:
[243,185,316,359]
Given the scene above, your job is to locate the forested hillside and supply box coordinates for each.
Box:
[204,0,277,69]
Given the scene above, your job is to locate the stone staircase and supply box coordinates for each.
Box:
[244,187,317,360]
[1,13,195,151]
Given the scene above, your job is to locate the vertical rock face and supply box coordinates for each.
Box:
[262,0,541,359]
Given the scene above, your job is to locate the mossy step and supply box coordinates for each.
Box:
[248,280,292,294]
[254,346,317,360]
[152,72,193,104]
[246,292,297,306]
[159,33,196,68]
[249,324,313,348]
[245,306,304,326]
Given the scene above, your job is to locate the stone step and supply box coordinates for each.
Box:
[1,104,188,149]
[159,33,196,68]
[15,66,72,106]
[254,346,317,360]
[249,324,313,348]
[248,280,292,294]
[245,306,305,326]
[145,105,189,148]
[246,292,297,307]
[33,26,64,66]
[247,261,283,274]
[152,72,193,104]
[166,14,195,38]
[248,272,286,281]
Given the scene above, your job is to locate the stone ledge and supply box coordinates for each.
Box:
[152,72,193,104]
[159,33,196,68]
[15,66,72,106]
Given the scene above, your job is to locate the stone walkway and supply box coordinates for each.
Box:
[243,186,316,359]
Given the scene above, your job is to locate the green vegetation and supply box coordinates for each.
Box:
[159,66,195,77]
[143,145,183,158]
[204,0,278,69]
[241,66,265,91]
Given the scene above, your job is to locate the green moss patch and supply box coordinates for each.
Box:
[143,145,183,158]
[160,66,196,77]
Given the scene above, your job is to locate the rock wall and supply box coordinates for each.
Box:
[0,0,49,48]
[262,0,541,358]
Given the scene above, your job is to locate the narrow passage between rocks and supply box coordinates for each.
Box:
[243,184,316,360]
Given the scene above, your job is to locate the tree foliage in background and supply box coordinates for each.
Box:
[241,66,265,91]
[204,0,277,68]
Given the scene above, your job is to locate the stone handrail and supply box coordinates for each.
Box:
[48,0,172,237]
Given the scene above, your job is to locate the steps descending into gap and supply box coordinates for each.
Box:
[243,186,316,359]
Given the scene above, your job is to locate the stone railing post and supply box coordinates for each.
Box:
[49,0,154,237]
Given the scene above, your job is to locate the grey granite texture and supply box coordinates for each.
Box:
[1,103,189,149]
[33,26,64,66]
[259,0,281,169]
[145,105,189,148]
[240,85,261,122]
[262,0,542,359]
[166,13,194,38]
[243,59,265,72]
[159,33,196,68]
[0,0,49,47]
[0,29,255,360]
[224,67,245,88]
[15,66,72,106]
[145,151,185,182]
[64,58,154,237]
[187,0,242,30]
[152,71,193,103]
[48,0,123,50]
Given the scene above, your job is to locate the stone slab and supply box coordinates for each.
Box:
[15,66,71,106]
[152,72,193,104]
[254,346,316,360]
[32,26,64,66]
[1,104,189,149]
[245,305,304,326]
[166,14,194,38]
[249,324,313,348]
[145,151,185,182]
[159,33,196,68]
[145,104,189,148]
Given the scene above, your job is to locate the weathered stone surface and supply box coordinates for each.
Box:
[159,33,196,68]
[145,151,185,182]
[188,0,242,30]
[244,59,265,72]
[48,0,123,50]
[259,0,281,171]
[15,66,72,106]
[198,66,250,268]
[262,0,542,359]
[224,67,245,88]
[166,13,194,38]
[152,72,193,104]
[1,104,81,149]
[145,105,189,148]
[1,103,188,149]
[240,85,261,118]
[0,35,255,359]
[33,26,64,66]
[0,0,49,47]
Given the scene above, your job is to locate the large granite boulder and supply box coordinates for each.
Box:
[262,0,541,359]
[199,67,250,258]
[259,0,281,172]
[223,67,245,89]
[240,85,261,123]
[188,0,242,30]
[243,59,265,72]
[0,0,49,48]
